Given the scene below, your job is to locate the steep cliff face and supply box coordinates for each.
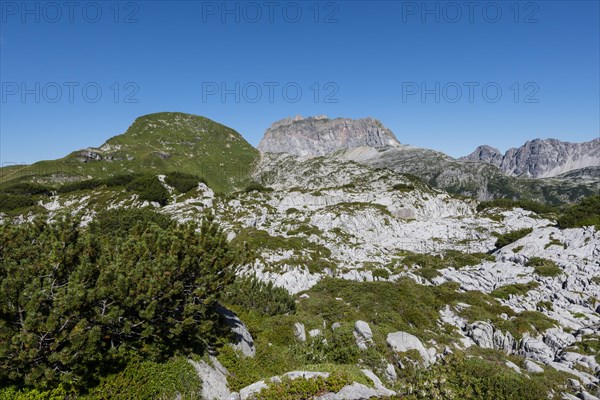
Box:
[257,115,401,156]
[462,138,600,178]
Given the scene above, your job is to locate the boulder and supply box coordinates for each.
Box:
[544,328,575,353]
[520,336,554,364]
[505,361,521,373]
[385,363,397,381]
[353,320,373,350]
[309,329,322,338]
[466,321,494,348]
[239,380,268,400]
[493,330,516,354]
[524,359,544,373]
[386,331,432,366]
[294,322,307,342]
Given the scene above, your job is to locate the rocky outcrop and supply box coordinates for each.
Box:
[216,305,256,357]
[386,331,432,366]
[462,138,600,178]
[258,116,401,157]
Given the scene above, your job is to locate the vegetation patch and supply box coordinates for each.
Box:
[494,228,533,249]
[491,282,540,299]
[390,349,573,400]
[126,174,170,205]
[244,181,273,193]
[392,183,415,192]
[556,195,600,229]
[165,171,206,193]
[223,276,296,316]
[253,373,351,400]
[526,257,563,277]
[0,193,35,212]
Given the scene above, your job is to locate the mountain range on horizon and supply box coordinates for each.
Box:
[1,112,598,204]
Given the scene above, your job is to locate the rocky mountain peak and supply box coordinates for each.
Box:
[258,116,401,157]
[461,145,503,165]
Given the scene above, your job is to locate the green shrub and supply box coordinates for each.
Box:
[372,268,390,280]
[90,207,173,239]
[103,174,139,187]
[253,373,351,400]
[392,183,415,192]
[223,276,296,316]
[0,386,70,400]
[126,175,170,205]
[394,351,568,400]
[526,257,562,277]
[84,357,201,400]
[491,282,540,299]
[56,179,104,193]
[0,215,239,390]
[0,193,35,212]
[165,171,207,193]
[2,182,53,197]
[415,267,441,281]
[494,228,532,249]
[244,181,273,193]
[556,195,600,229]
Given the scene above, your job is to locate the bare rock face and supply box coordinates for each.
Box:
[258,116,401,157]
[462,138,600,178]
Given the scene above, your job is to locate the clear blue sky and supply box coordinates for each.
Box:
[1,0,598,164]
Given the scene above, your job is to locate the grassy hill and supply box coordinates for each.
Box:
[0,112,259,193]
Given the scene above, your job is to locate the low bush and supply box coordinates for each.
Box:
[165,172,207,193]
[104,174,139,187]
[526,257,563,277]
[494,228,532,249]
[392,183,415,192]
[56,179,104,193]
[2,182,53,196]
[394,351,568,400]
[84,357,201,400]
[244,181,273,193]
[0,193,35,212]
[90,207,173,239]
[556,195,600,229]
[254,373,351,400]
[223,276,296,316]
[491,282,540,299]
[126,175,170,205]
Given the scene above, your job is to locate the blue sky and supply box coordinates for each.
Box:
[1,0,598,164]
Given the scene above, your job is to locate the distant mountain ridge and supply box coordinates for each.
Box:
[258,116,599,203]
[461,138,600,178]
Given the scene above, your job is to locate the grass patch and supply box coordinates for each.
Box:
[491,282,540,300]
[526,257,562,277]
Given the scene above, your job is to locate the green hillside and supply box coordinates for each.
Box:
[0,112,259,193]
